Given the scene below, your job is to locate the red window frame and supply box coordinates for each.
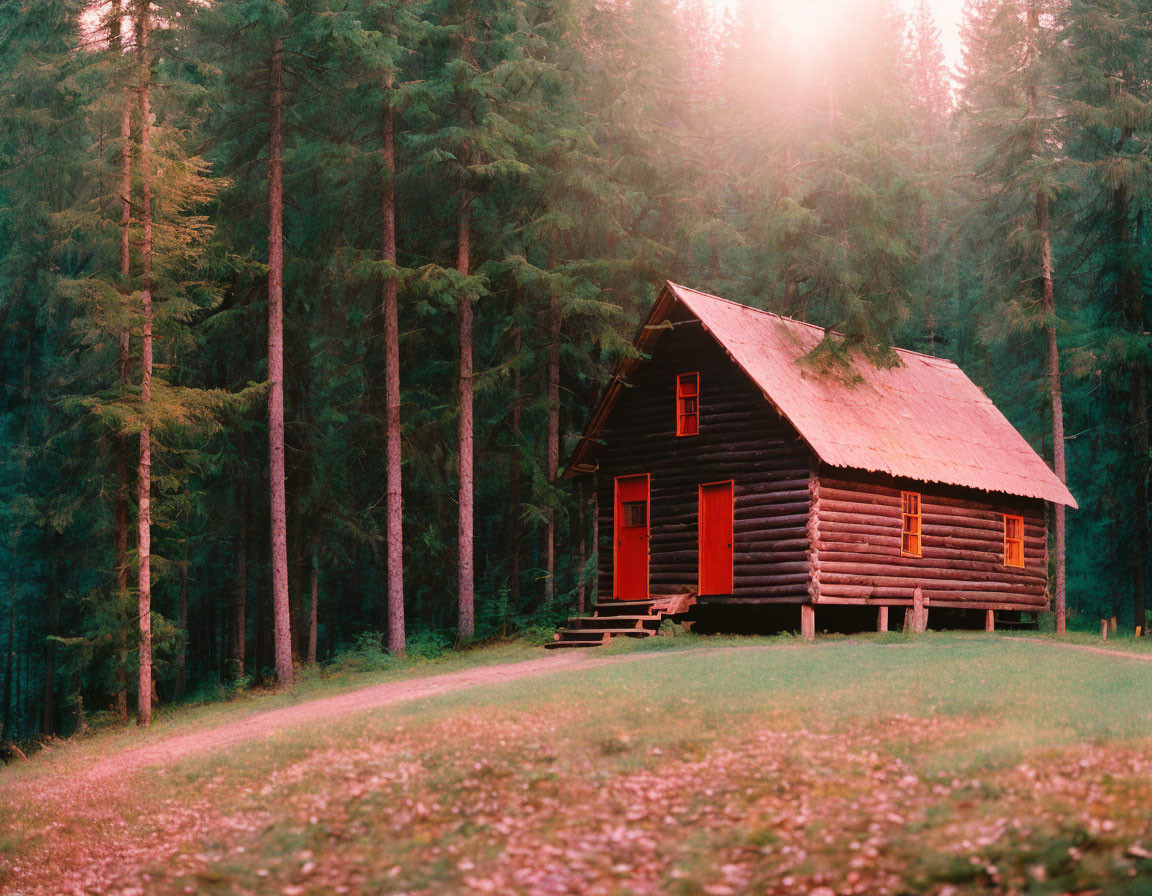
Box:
[1004,514,1024,568]
[901,491,922,557]
[676,372,699,437]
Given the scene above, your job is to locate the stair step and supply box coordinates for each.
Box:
[568,615,658,630]
[544,639,606,649]
[548,595,696,649]
[591,600,656,617]
[556,628,654,639]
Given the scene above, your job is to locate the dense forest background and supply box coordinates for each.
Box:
[2,0,1149,741]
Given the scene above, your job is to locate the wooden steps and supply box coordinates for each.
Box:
[545,594,696,649]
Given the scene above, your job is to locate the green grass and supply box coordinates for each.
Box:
[6,634,1152,895]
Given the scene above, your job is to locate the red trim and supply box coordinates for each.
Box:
[900,491,922,557]
[676,372,700,436]
[613,474,650,599]
[698,479,735,595]
[1003,514,1024,568]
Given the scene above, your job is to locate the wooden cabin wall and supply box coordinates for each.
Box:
[593,320,811,602]
[811,470,1049,611]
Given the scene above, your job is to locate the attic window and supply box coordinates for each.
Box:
[676,373,699,436]
[1004,514,1024,568]
[901,491,922,557]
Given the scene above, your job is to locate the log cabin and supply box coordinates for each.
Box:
[559,282,1077,644]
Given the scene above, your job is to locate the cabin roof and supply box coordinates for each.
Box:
[567,281,1077,509]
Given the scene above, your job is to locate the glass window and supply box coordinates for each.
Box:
[901,491,922,557]
[676,373,699,436]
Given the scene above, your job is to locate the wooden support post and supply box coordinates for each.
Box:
[1101,619,1108,641]
[1111,616,1118,634]
[985,609,994,632]
[912,586,926,634]
[877,606,888,633]
[801,604,815,641]
[903,608,913,633]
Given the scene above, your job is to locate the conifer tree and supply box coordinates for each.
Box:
[1059,0,1152,632]
[134,0,155,725]
[957,0,1069,631]
[268,27,293,688]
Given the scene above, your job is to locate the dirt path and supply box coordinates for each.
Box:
[3,649,645,797]
[1006,635,1152,662]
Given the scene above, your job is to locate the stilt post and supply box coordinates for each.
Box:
[801,604,815,641]
[877,606,888,633]
[985,609,994,632]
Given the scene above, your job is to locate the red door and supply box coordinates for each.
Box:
[699,481,734,595]
[614,474,650,599]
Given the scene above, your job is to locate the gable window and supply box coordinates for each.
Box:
[1004,514,1024,568]
[901,491,922,557]
[676,372,699,436]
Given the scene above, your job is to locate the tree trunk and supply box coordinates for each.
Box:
[114,438,129,719]
[42,554,58,737]
[308,534,319,664]
[457,193,475,641]
[268,37,293,688]
[111,2,132,721]
[175,546,188,698]
[382,76,405,657]
[1124,201,1147,634]
[1,583,12,742]
[544,254,560,606]
[113,7,132,718]
[1038,192,1066,635]
[510,319,522,610]
[136,0,153,727]
[1027,0,1065,635]
[234,483,247,680]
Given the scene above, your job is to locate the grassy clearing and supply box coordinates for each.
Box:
[6,634,1152,895]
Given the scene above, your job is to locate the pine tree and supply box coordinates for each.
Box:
[267,26,293,689]
[1059,0,1152,632]
[133,0,156,725]
[957,0,1070,631]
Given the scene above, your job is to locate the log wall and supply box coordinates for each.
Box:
[811,469,1049,611]
[594,319,811,602]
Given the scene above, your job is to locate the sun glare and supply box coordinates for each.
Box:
[773,0,847,49]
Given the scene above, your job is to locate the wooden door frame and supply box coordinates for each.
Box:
[613,473,650,599]
[698,479,735,596]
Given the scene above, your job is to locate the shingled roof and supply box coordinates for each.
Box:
[567,282,1077,508]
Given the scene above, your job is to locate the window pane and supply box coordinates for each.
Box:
[901,492,922,555]
[623,501,646,528]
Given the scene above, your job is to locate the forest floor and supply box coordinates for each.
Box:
[4,632,1152,895]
